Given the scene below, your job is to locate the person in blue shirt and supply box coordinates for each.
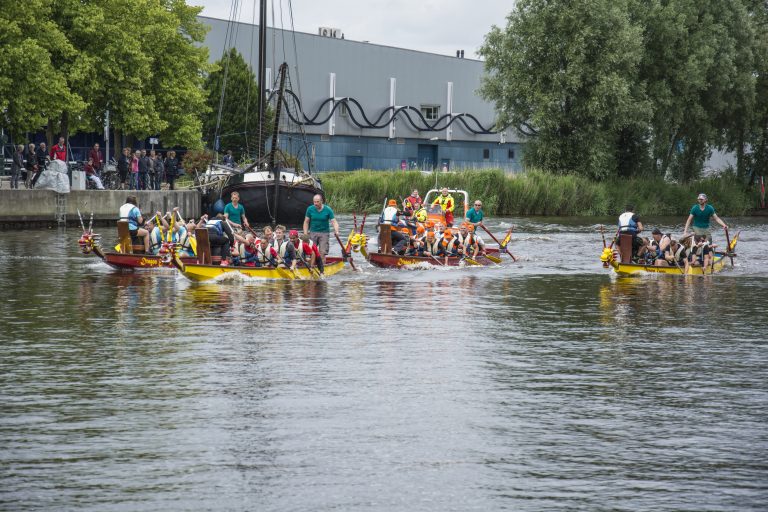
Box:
[303,194,340,263]
[465,200,485,227]
[683,193,728,241]
[118,196,149,253]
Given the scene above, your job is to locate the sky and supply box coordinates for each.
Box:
[192,0,515,59]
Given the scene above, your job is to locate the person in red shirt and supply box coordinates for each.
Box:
[288,230,324,274]
[50,137,67,161]
[403,189,422,211]
[88,143,103,173]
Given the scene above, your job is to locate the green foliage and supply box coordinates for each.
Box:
[0,0,209,146]
[202,48,271,159]
[183,149,214,173]
[321,169,756,216]
[480,0,767,183]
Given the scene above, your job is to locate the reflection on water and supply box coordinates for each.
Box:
[1,218,767,511]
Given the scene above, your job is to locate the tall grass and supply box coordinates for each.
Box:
[320,169,756,216]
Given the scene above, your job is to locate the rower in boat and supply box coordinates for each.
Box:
[661,238,689,270]
[462,224,485,259]
[254,236,280,268]
[118,195,149,253]
[688,235,714,270]
[422,231,440,257]
[436,229,459,258]
[288,231,324,274]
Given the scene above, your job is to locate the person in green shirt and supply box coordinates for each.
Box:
[465,199,485,227]
[303,194,340,263]
[683,193,727,241]
[223,191,249,230]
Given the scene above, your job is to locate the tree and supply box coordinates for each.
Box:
[202,48,271,160]
[480,0,649,180]
[0,0,209,148]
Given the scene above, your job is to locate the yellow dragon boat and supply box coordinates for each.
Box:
[600,232,739,276]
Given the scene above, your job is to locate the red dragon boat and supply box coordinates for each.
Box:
[78,219,196,270]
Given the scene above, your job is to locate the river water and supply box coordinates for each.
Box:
[1,216,767,511]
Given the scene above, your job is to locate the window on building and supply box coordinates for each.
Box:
[339,102,348,118]
[421,105,440,121]
[483,148,490,160]
[508,149,515,160]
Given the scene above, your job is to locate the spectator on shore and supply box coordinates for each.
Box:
[50,137,67,161]
[131,150,140,190]
[153,152,164,190]
[139,149,149,190]
[84,158,105,189]
[164,151,178,190]
[88,143,103,175]
[118,148,130,189]
[10,145,24,189]
[25,143,38,189]
[32,143,48,188]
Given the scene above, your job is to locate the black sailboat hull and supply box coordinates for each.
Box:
[207,176,322,227]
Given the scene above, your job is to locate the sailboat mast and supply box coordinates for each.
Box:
[256,0,267,160]
[269,63,289,224]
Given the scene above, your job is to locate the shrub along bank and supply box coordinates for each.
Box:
[320,169,756,217]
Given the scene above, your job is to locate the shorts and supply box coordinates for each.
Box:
[692,226,712,241]
[310,232,330,257]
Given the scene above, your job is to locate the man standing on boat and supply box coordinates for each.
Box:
[224,191,249,230]
[683,193,728,242]
[465,200,485,228]
[432,187,456,227]
[303,194,340,264]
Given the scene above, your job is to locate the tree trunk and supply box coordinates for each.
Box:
[736,126,746,178]
[114,128,122,156]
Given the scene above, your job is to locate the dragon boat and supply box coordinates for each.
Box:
[343,191,517,269]
[600,232,739,276]
[78,219,197,270]
[170,228,345,282]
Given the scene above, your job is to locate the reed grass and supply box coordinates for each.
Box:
[320,169,756,216]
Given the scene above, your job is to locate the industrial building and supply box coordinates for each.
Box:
[199,16,523,173]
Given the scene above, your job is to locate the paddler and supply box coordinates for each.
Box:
[683,193,728,242]
[255,236,280,267]
[379,199,400,225]
[436,229,459,257]
[272,225,296,268]
[118,195,149,253]
[431,187,455,227]
[422,231,440,256]
[688,235,713,270]
[463,224,485,259]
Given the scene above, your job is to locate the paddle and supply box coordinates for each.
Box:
[599,224,607,249]
[460,254,481,266]
[480,224,517,262]
[484,253,502,264]
[334,232,356,270]
[296,247,321,279]
[724,227,735,267]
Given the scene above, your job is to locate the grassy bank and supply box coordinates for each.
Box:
[320,169,756,216]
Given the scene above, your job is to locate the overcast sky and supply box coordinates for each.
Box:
[192,0,514,59]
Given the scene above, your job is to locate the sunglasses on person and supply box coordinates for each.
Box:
[474,203,482,207]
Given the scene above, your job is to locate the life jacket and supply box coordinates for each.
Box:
[292,238,314,256]
[256,244,278,266]
[433,194,454,212]
[149,227,164,254]
[422,238,440,254]
[206,219,223,236]
[667,244,686,263]
[437,237,458,256]
[618,212,638,234]
[413,208,428,222]
[119,203,141,230]
[381,206,399,225]
[178,228,196,256]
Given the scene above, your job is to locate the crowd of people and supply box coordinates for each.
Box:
[6,137,182,191]
[377,188,490,260]
[118,191,340,273]
[616,193,730,271]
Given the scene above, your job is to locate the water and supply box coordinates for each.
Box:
[1,216,767,511]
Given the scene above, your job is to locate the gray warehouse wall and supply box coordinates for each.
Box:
[199,16,516,145]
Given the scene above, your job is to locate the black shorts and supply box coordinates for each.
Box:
[129,229,138,238]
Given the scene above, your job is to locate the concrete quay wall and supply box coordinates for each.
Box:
[0,190,201,229]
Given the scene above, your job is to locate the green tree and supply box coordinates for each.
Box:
[202,48,271,160]
[0,0,209,148]
[480,0,649,180]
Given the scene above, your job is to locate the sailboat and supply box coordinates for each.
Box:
[204,1,323,226]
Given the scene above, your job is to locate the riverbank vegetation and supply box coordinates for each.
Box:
[480,0,768,184]
[321,169,756,216]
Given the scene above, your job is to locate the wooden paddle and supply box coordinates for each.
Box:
[724,227,735,266]
[484,253,502,264]
[480,224,517,262]
[296,248,321,279]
